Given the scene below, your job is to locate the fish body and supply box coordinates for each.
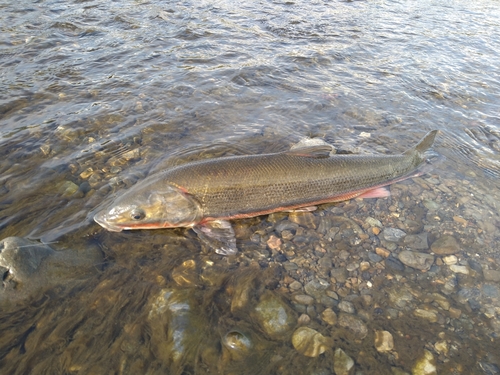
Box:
[94,130,438,255]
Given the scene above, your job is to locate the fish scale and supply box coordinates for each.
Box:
[163,150,426,218]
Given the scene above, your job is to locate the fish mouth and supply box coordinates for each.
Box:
[94,212,124,232]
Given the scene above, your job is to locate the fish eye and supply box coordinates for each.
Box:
[130,209,146,221]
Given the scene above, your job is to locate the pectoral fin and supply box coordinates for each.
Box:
[192,220,237,256]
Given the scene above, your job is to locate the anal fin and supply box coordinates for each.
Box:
[357,187,390,199]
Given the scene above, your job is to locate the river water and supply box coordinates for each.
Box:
[1,0,499,374]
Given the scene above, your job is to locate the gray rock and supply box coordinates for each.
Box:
[338,300,356,314]
[403,233,429,250]
[430,235,460,255]
[304,279,330,299]
[385,256,405,272]
[338,313,368,340]
[483,269,500,282]
[403,220,424,234]
[423,199,440,211]
[368,252,383,263]
[398,250,434,271]
[293,294,315,305]
[381,228,407,242]
[365,217,382,227]
[330,268,348,283]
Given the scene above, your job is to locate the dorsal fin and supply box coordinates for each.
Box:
[286,138,335,158]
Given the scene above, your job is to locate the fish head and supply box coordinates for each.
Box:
[94,183,202,231]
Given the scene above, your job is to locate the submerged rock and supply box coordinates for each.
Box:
[412,350,436,375]
[381,228,407,242]
[374,330,394,352]
[292,327,332,357]
[338,313,368,340]
[0,237,102,305]
[222,330,253,357]
[304,279,330,299]
[253,291,297,339]
[333,348,355,375]
[430,235,460,255]
[398,250,434,271]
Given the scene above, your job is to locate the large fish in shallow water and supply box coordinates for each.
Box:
[94,130,438,255]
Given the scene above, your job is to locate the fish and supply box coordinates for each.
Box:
[94,130,438,255]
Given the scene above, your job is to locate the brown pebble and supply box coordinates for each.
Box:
[298,314,311,325]
[448,307,462,319]
[376,247,391,258]
[452,216,468,227]
[372,227,381,235]
[267,235,282,250]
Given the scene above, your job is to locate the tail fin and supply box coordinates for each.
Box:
[404,130,438,158]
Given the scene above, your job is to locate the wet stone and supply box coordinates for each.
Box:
[434,340,448,355]
[321,308,337,325]
[403,233,428,250]
[368,252,383,263]
[289,280,303,290]
[298,313,311,325]
[333,348,355,375]
[442,255,458,265]
[338,313,368,340]
[281,230,294,241]
[414,308,438,323]
[338,301,355,314]
[430,235,461,255]
[325,227,340,240]
[267,235,282,250]
[381,228,407,242]
[320,295,337,308]
[284,262,299,271]
[385,256,405,272]
[223,330,252,354]
[403,219,424,234]
[449,264,469,275]
[292,327,332,357]
[412,350,437,375]
[365,217,382,227]
[293,294,315,305]
[387,285,414,308]
[330,268,348,283]
[483,269,500,282]
[376,247,391,258]
[482,283,500,299]
[254,291,297,339]
[374,330,394,352]
[423,199,440,211]
[304,279,330,299]
[398,250,434,271]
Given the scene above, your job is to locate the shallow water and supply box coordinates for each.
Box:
[1,0,500,374]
